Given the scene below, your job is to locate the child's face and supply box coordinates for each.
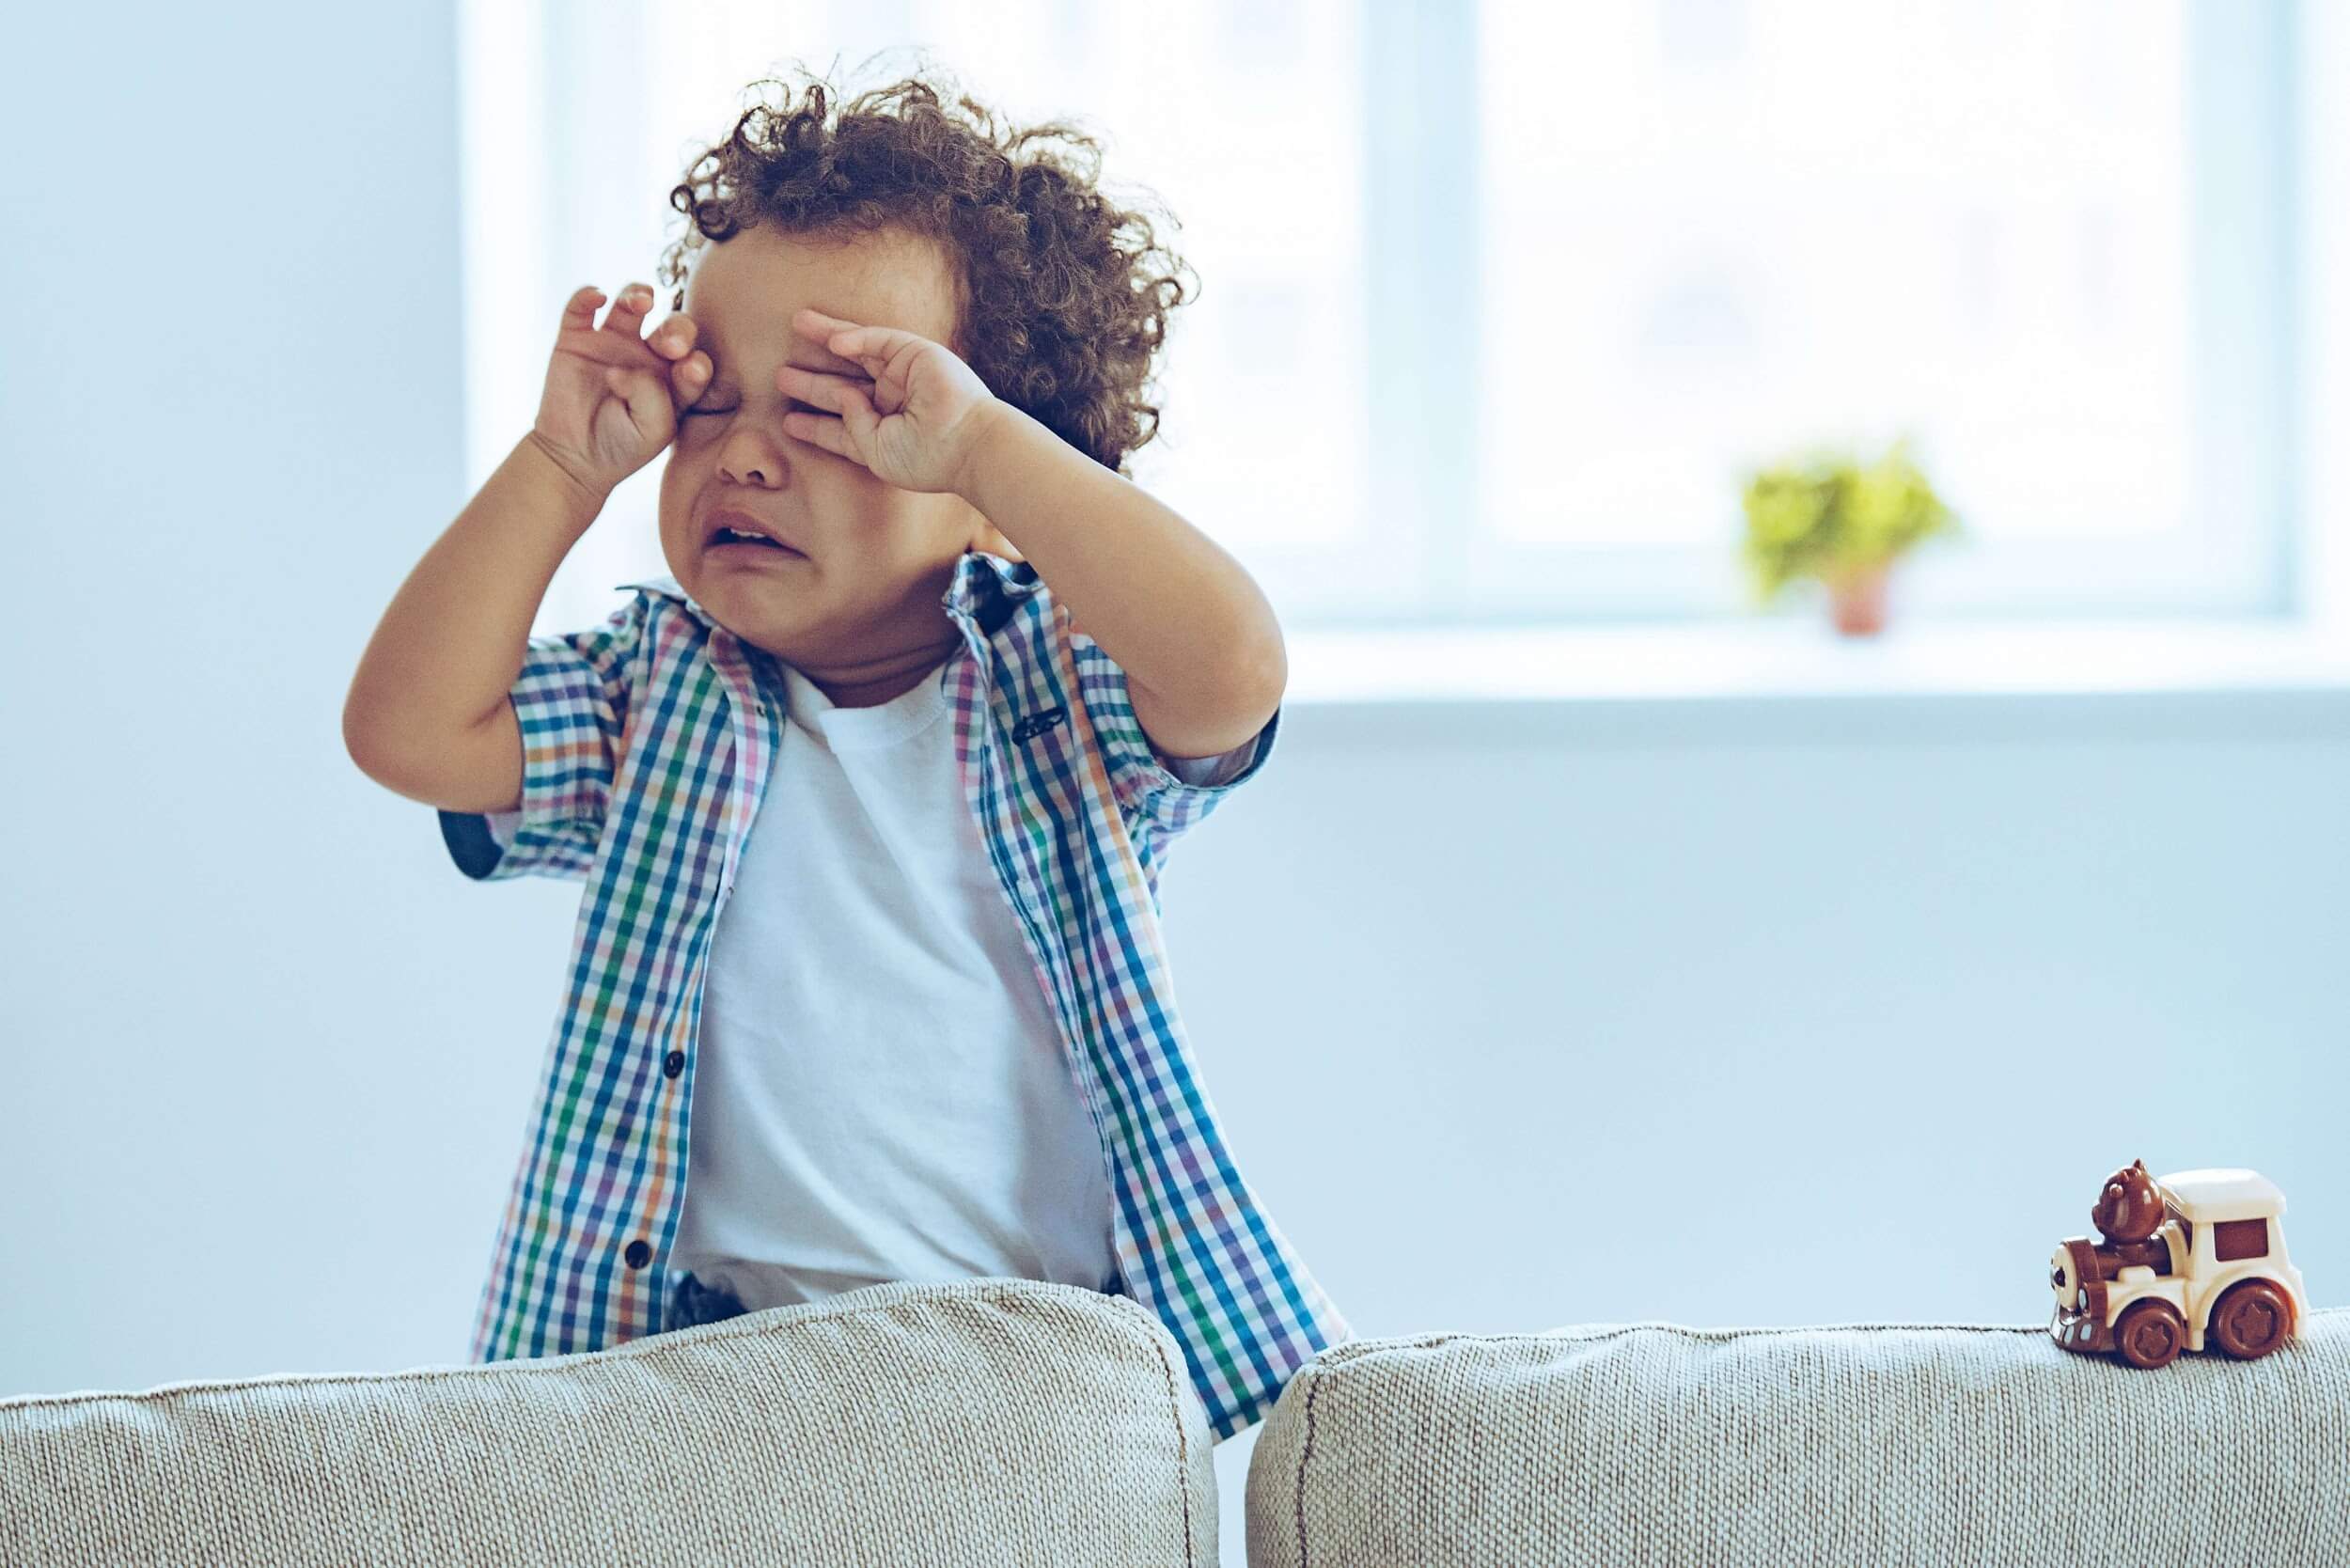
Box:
[656,224,1010,688]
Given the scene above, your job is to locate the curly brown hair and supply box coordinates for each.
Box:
[654,55,1197,479]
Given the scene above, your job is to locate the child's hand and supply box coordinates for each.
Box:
[529,282,712,501]
[779,308,1003,496]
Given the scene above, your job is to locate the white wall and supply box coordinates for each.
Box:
[5,5,2344,1561]
[1177,691,2350,1546]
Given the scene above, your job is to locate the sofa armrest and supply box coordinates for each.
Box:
[1248,1309,2350,1566]
[3,1278,1214,1567]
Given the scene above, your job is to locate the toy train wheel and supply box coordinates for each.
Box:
[2113,1298,2186,1370]
[2208,1279,2294,1359]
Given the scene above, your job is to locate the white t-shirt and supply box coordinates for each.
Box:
[643,649,1258,1309]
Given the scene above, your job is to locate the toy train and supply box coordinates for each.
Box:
[2048,1159,2307,1369]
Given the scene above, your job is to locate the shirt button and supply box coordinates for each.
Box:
[624,1239,651,1269]
[663,1050,685,1078]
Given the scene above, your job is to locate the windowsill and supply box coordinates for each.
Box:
[1283,616,2350,704]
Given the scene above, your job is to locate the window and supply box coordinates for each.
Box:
[2213,1217,2269,1262]
[462,1,2311,647]
[1459,0,2294,624]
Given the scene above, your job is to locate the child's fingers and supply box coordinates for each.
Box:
[601,363,668,438]
[669,351,712,404]
[599,282,658,339]
[560,285,607,332]
[646,310,697,361]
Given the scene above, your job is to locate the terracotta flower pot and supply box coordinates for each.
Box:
[1823,560,1893,636]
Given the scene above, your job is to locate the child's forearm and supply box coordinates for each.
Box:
[952,403,1286,738]
[343,431,605,769]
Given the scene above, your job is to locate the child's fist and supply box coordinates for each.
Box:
[529,282,712,501]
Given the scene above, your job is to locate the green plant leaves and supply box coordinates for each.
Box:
[1739,437,1959,605]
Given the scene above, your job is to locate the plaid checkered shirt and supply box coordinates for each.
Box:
[436,547,1350,1438]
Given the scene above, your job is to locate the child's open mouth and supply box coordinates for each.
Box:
[707,525,805,562]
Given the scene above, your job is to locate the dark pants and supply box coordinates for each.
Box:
[663,1269,751,1332]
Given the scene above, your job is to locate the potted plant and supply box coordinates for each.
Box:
[1739,438,1960,635]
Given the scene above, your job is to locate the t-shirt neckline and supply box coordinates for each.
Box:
[776,654,953,751]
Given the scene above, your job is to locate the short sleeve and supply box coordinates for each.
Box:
[436,591,652,883]
[1070,628,1279,848]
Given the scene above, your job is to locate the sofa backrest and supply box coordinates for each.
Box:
[2,1278,1214,1567]
[1247,1308,2350,1566]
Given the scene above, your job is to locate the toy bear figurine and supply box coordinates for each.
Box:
[2089,1158,2175,1278]
[2047,1161,2308,1369]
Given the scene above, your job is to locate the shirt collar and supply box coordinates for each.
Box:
[614,548,1044,639]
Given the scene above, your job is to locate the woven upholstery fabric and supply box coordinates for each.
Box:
[1,1278,1214,1567]
[1247,1307,2350,1567]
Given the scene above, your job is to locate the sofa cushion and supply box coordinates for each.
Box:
[1247,1307,2350,1566]
[1,1278,1214,1567]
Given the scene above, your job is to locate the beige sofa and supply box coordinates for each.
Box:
[1246,1307,2350,1566]
[0,1278,1214,1567]
[8,1279,2346,1564]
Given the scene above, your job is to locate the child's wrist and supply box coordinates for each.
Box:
[518,429,613,530]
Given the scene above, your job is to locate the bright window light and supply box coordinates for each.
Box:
[462,0,2300,640]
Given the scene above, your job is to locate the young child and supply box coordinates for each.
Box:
[342,67,1348,1440]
